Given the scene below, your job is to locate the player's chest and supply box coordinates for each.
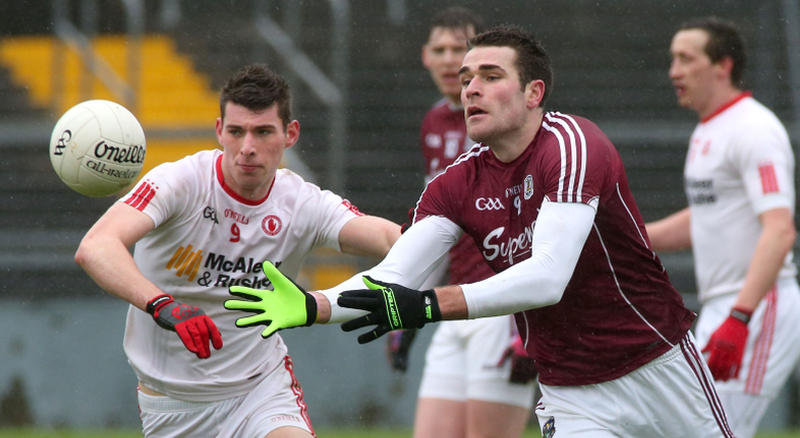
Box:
[460,171,543,269]
[684,132,739,201]
[176,192,306,257]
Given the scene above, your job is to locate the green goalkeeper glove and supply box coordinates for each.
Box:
[224,261,317,338]
[339,277,441,344]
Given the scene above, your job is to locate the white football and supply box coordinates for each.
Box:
[49,99,146,197]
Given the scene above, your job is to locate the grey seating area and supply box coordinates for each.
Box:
[2,0,796,297]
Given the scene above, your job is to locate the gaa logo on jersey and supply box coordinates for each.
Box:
[262,215,282,236]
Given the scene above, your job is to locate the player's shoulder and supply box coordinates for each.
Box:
[273,167,315,190]
[423,98,460,120]
[543,111,604,135]
[732,97,787,129]
[428,143,490,185]
[540,112,612,150]
[272,167,341,202]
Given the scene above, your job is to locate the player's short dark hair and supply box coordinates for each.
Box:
[219,64,292,127]
[678,16,746,88]
[429,6,484,35]
[469,25,553,105]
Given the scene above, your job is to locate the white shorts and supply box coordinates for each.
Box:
[694,277,800,438]
[534,332,734,438]
[417,316,536,409]
[138,355,314,438]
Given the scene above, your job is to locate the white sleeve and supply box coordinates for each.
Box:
[461,199,595,318]
[319,215,460,323]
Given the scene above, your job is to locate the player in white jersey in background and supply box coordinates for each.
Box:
[390,7,536,438]
[74,64,400,438]
[646,17,800,438]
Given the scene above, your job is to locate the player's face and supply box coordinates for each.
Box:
[459,46,531,145]
[423,26,474,103]
[669,29,719,116]
[216,102,299,200]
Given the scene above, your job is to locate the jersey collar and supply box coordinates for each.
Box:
[215,154,274,205]
[701,91,752,124]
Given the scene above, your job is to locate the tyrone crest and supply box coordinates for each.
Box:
[261,215,282,236]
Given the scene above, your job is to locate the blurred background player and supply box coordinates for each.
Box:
[388,7,537,438]
[74,64,400,438]
[646,17,800,438]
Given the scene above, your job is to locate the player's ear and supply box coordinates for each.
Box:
[284,120,300,149]
[525,80,546,109]
[215,117,224,144]
[715,56,734,82]
[421,44,431,69]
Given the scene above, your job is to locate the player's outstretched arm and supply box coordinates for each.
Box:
[338,215,401,258]
[76,202,223,359]
[645,207,692,252]
[225,261,319,338]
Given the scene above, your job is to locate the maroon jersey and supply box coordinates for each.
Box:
[420,99,495,284]
[413,112,695,386]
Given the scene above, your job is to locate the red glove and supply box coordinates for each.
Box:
[498,334,537,384]
[702,307,751,381]
[147,294,223,359]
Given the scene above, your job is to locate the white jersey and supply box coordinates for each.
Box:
[120,149,360,402]
[684,93,796,302]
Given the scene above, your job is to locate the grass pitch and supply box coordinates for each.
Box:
[1,428,799,437]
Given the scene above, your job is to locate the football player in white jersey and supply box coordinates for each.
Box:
[646,17,800,438]
[74,64,400,438]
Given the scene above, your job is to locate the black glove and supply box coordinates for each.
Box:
[339,276,441,344]
[498,335,537,384]
[387,329,417,372]
[146,294,223,359]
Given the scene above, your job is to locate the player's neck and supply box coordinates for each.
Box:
[444,94,462,109]
[698,85,743,121]
[490,110,543,163]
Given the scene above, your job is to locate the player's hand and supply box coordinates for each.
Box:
[387,329,417,372]
[702,307,751,381]
[224,261,318,339]
[339,277,441,344]
[498,334,537,384]
[146,294,223,359]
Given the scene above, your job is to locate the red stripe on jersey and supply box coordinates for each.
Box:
[341,199,364,216]
[283,355,316,437]
[125,181,155,211]
[701,91,752,124]
[745,288,777,395]
[758,163,779,194]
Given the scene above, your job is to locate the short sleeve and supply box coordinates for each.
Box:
[117,159,195,228]
[540,113,606,209]
[296,182,362,250]
[729,119,794,214]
